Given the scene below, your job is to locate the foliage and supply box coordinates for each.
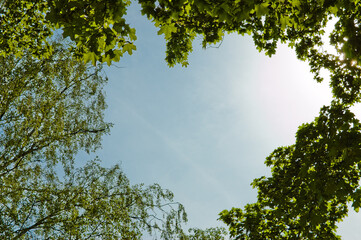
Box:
[0,0,136,65]
[185,227,228,240]
[141,0,361,104]
[0,40,190,239]
[0,39,110,177]
[6,0,361,238]
[0,37,226,239]
[0,159,187,239]
[136,0,361,237]
[139,0,361,238]
[4,0,361,95]
[0,0,53,59]
[220,102,361,239]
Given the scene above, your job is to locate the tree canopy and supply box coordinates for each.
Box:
[140,0,361,237]
[0,7,227,239]
[141,0,361,104]
[0,41,189,239]
[0,0,136,65]
[4,0,361,104]
[2,0,361,238]
[220,102,361,239]
[0,39,110,177]
[1,157,188,239]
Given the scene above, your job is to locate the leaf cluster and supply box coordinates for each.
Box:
[220,102,361,239]
[0,39,110,177]
[0,0,136,65]
[140,0,361,106]
[1,158,188,239]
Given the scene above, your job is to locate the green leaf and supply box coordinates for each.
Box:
[123,43,136,55]
[255,3,269,17]
[329,6,338,14]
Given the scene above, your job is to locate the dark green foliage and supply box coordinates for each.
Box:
[0,0,136,65]
[220,102,361,239]
[141,0,361,104]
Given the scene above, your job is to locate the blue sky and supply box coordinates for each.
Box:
[94,3,361,238]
